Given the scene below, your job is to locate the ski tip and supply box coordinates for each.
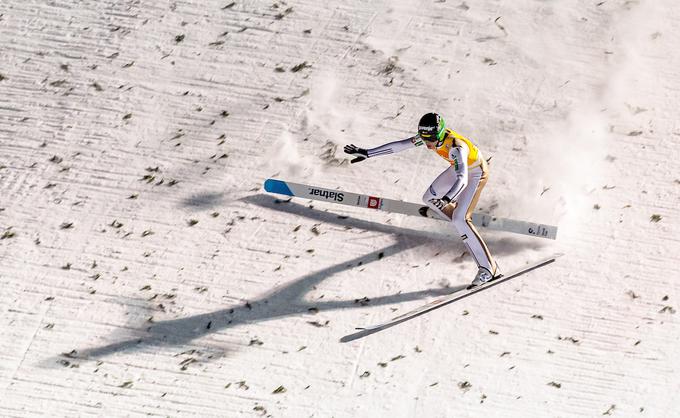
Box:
[263,179,293,196]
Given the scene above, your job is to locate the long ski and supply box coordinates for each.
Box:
[339,254,561,343]
[264,178,557,240]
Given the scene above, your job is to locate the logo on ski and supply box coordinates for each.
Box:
[367,196,382,209]
[528,225,549,237]
[308,188,344,202]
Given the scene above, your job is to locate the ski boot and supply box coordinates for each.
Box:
[468,265,500,289]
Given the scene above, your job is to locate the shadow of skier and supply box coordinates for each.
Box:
[46,195,541,364]
[55,239,464,362]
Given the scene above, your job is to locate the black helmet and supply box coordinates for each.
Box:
[418,113,446,142]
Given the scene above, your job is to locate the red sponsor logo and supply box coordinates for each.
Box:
[367,196,381,209]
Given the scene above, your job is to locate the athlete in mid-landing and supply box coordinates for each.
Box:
[344,112,499,287]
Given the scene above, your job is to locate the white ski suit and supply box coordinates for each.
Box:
[365,129,498,276]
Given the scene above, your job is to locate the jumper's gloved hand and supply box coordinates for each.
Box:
[429,196,457,219]
[344,144,369,164]
[429,196,451,211]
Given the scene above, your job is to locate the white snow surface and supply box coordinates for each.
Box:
[1,0,680,416]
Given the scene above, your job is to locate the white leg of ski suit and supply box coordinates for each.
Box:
[422,164,497,275]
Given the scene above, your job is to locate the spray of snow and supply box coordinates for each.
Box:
[302,72,375,151]
[507,1,660,239]
[268,129,316,178]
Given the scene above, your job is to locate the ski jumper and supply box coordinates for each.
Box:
[365,129,498,276]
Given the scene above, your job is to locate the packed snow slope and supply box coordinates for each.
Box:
[1,0,680,416]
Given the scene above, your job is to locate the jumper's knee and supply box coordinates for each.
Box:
[451,215,464,231]
[451,209,466,224]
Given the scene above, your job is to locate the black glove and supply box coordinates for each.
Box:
[429,196,451,211]
[344,144,369,164]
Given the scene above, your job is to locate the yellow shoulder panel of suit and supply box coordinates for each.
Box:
[436,129,481,166]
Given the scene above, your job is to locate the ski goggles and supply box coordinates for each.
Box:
[418,128,445,142]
